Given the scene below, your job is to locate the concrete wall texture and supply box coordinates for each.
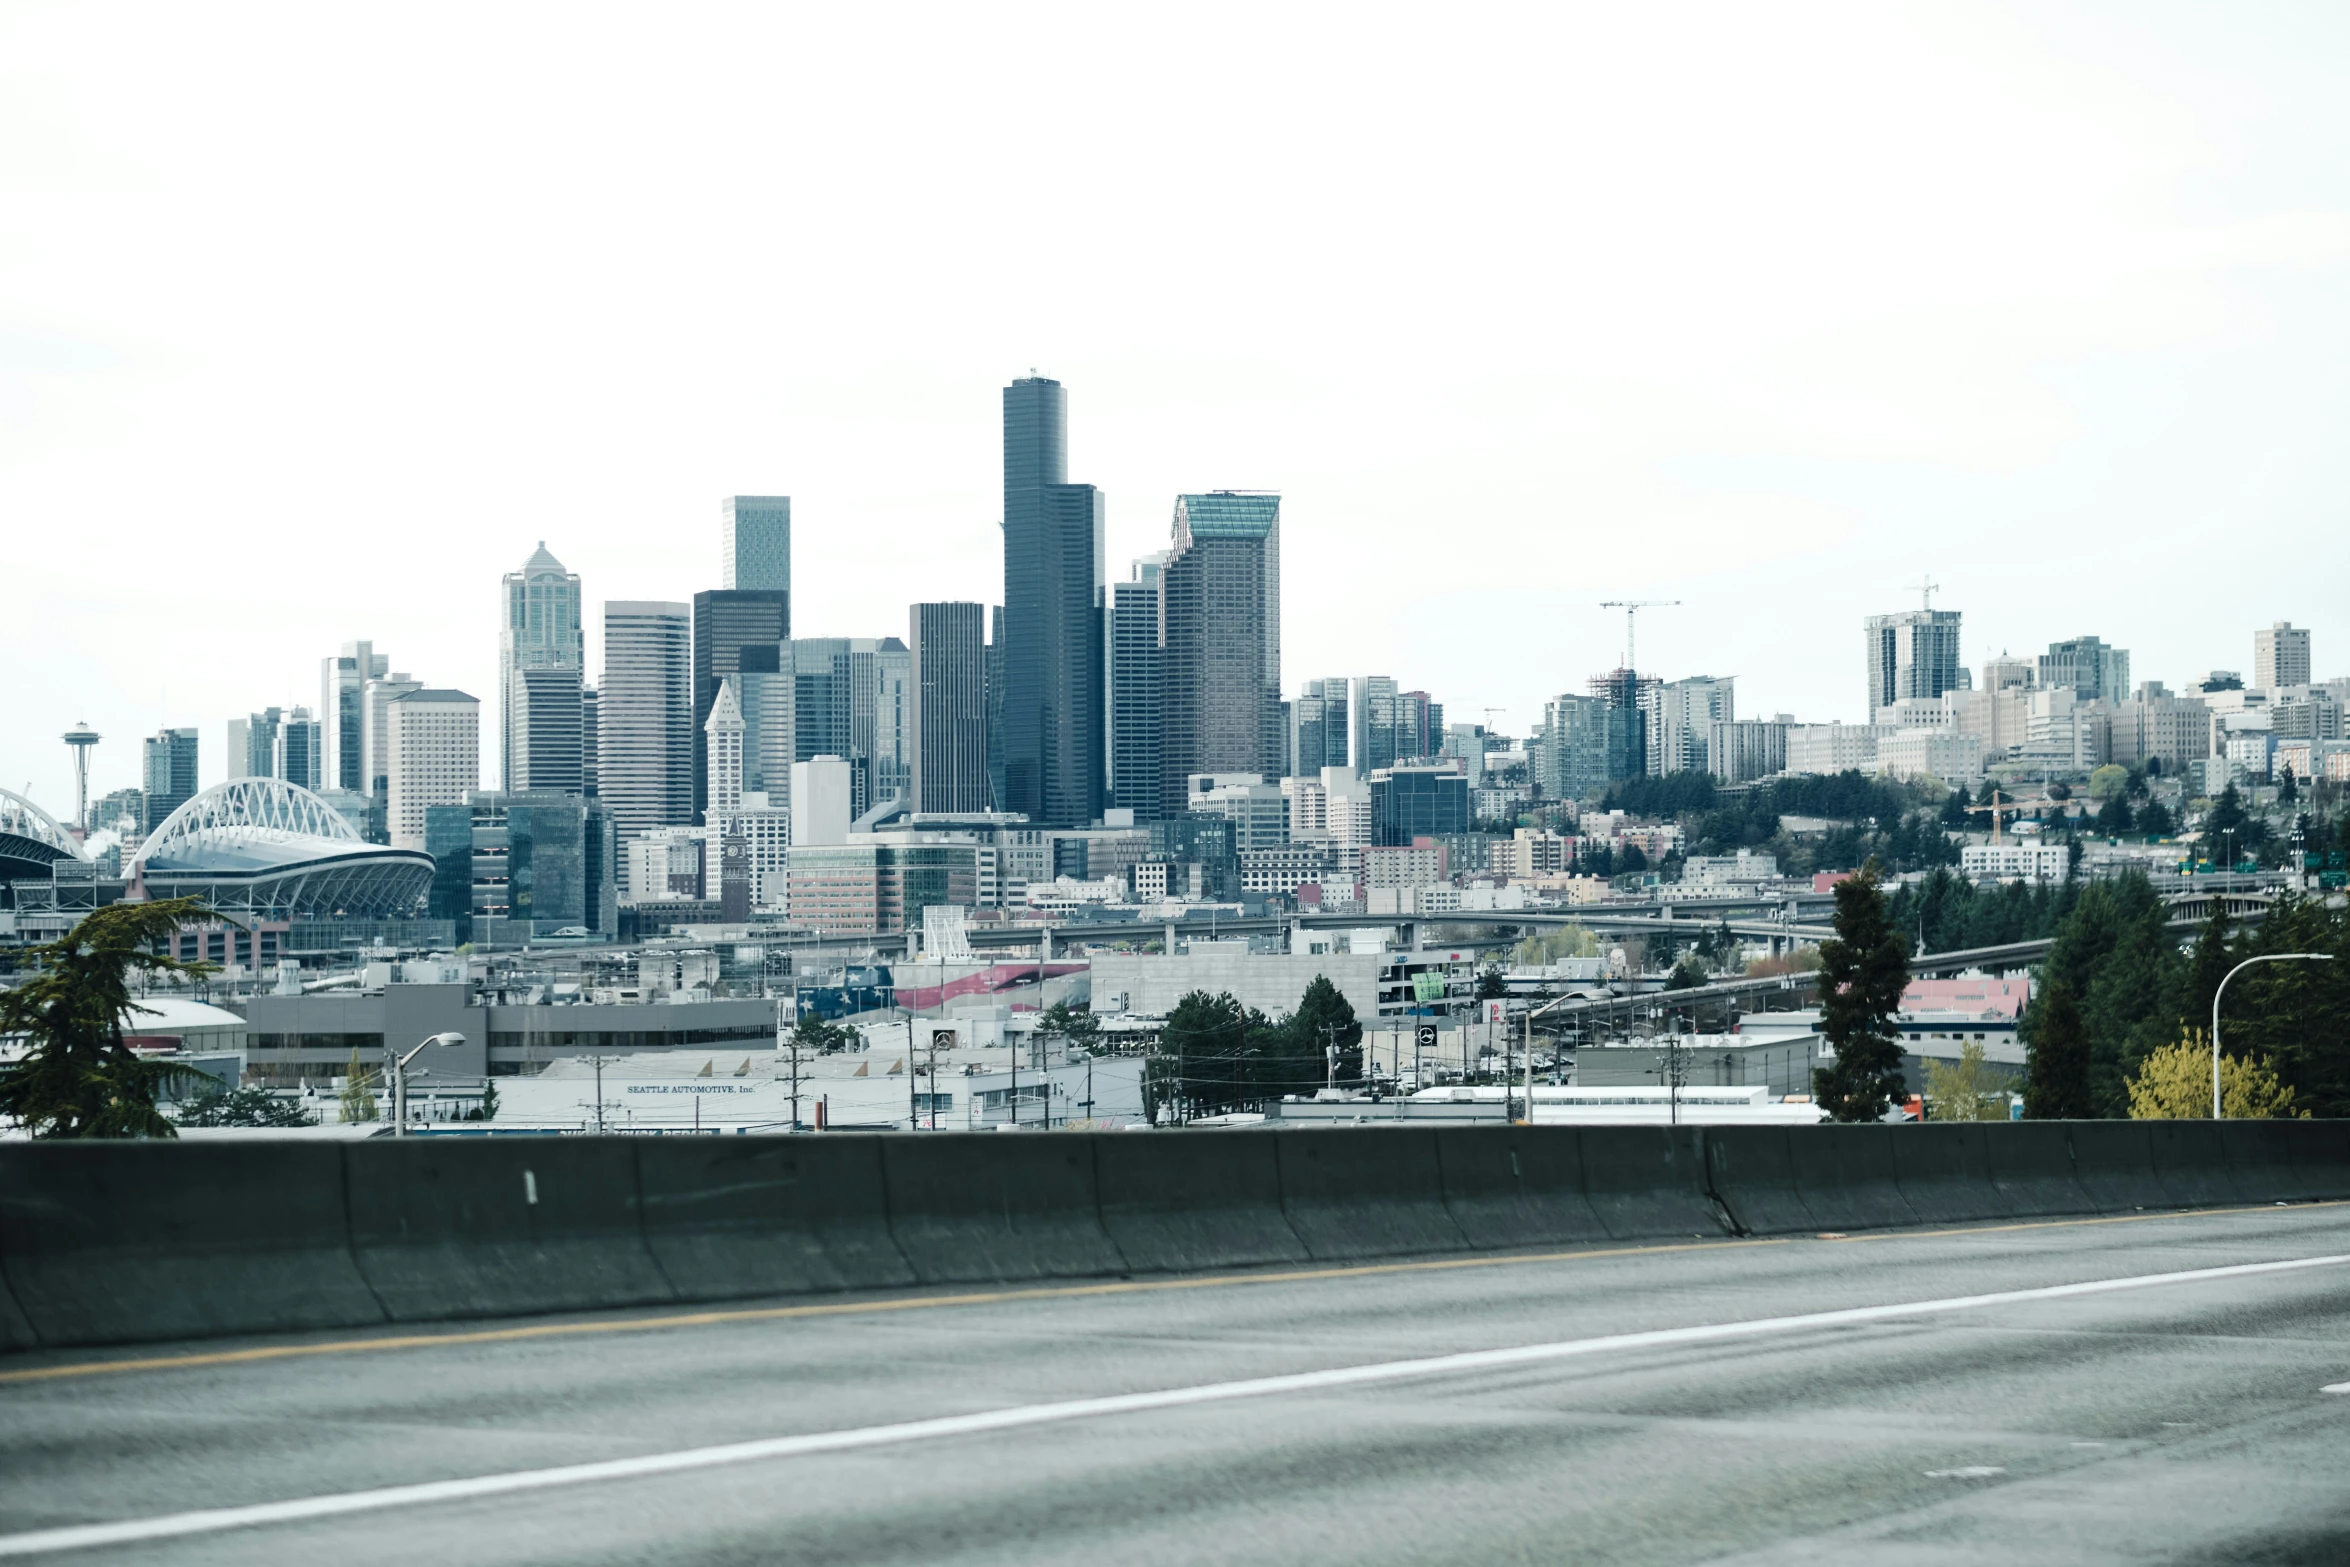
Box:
[1091,951,1382,1022]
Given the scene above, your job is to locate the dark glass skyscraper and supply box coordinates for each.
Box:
[691,590,789,822]
[909,602,988,813]
[999,376,1105,827]
[1109,555,1165,821]
[1159,492,1281,818]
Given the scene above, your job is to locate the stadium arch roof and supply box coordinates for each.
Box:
[133,778,432,917]
[0,788,83,886]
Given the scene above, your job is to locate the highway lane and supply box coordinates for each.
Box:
[1,1205,2347,1565]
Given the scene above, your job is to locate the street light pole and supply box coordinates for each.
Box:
[389,1032,466,1137]
[2210,952,2334,1119]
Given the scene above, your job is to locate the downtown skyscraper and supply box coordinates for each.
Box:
[1158,492,1281,818]
[500,543,584,792]
[998,375,1106,827]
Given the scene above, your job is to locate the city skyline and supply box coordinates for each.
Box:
[9,9,2350,813]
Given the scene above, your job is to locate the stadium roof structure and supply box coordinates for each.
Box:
[0,787,83,887]
[133,778,432,917]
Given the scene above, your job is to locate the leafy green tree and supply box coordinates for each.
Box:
[1154,990,1250,1120]
[2278,765,2299,805]
[339,1049,380,1124]
[1663,957,1709,992]
[790,1012,860,1054]
[0,899,220,1139]
[1924,1041,2011,1121]
[2126,1029,2300,1119]
[2136,798,2175,837]
[2087,764,2129,802]
[1288,975,1364,1085]
[1037,999,1101,1053]
[178,1086,317,1128]
[2021,976,2092,1118]
[1475,965,1507,1001]
[2094,793,2134,835]
[1811,861,1911,1121]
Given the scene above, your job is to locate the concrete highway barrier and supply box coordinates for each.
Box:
[0,1142,385,1347]
[1887,1124,2012,1225]
[879,1134,1126,1284]
[1988,1122,2097,1217]
[1,1121,2346,1353]
[1274,1127,1467,1260]
[2064,1121,2164,1214]
[1576,1126,1728,1240]
[636,1136,914,1299]
[1094,1131,1308,1272]
[1703,1129,1816,1236]
[1784,1126,1922,1232]
[345,1138,677,1322]
[1433,1126,1611,1248]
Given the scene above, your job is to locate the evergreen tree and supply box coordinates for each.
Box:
[1811,861,1911,1121]
[1277,975,1363,1092]
[0,898,216,1139]
[2022,976,2092,1118]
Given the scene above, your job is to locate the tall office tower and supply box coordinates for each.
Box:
[873,637,911,805]
[1400,691,1442,761]
[2256,622,2311,690]
[721,496,793,598]
[703,679,746,817]
[1865,606,1963,716]
[1533,694,1610,802]
[1353,676,1402,773]
[499,543,584,790]
[140,728,199,833]
[1981,654,2035,692]
[790,637,884,818]
[1291,677,1350,776]
[384,690,479,851]
[1647,676,1736,776]
[1159,492,1282,819]
[507,667,584,791]
[911,602,990,814]
[1585,668,1652,781]
[999,375,1106,827]
[691,588,790,822]
[227,708,282,779]
[1108,557,1165,819]
[362,672,423,829]
[601,602,693,838]
[985,606,1006,811]
[580,684,600,797]
[275,707,323,791]
[321,641,388,792]
[733,646,793,804]
[2037,636,2131,706]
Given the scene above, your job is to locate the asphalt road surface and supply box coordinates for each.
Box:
[2,1203,2348,1566]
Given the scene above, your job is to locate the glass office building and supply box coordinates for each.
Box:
[500,544,584,792]
[1371,766,1470,846]
[999,376,1106,827]
[691,589,789,822]
[720,496,792,598]
[1109,557,1165,821]
[1159,493,1281,820]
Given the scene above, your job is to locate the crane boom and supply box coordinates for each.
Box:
[1597,600,1681,672]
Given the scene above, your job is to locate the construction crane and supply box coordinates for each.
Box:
[1598,600,1680,672]
[1906,575,1942,611]
[1964,787,2046,845]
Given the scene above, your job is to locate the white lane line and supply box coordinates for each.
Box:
[1,1251,2342,1559]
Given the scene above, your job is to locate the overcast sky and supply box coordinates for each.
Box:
[6,2,2348,816]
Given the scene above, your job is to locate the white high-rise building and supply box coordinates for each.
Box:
[500,543,583,791]
[704,679,746,817]
[600,602,693,838]
[321,641,388,794]
[1646,675,1735,775]
[790,756,853,847]
[2256,622,2312,691]
[385,689,479,851]
[362,672,423,815]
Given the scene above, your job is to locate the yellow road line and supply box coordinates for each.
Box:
[5,1198,2339,1388]
[1818,1198,2349,1244]
[0,1237,1785,1387]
